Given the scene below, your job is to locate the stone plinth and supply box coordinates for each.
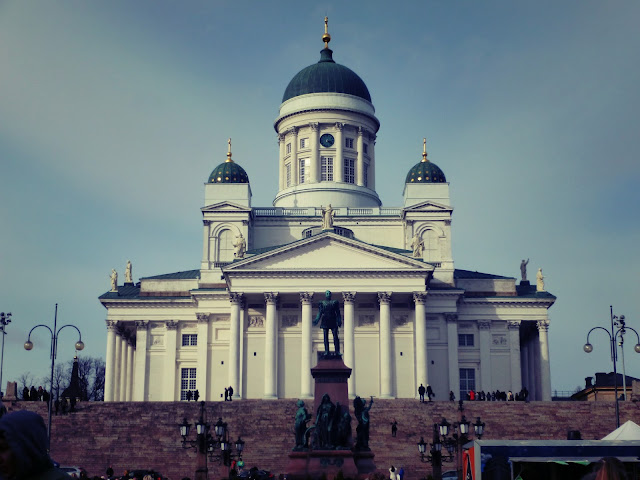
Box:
[311,355,351,414]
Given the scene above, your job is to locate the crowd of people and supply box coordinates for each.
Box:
[22,385,51,402]
[464,387,529,402]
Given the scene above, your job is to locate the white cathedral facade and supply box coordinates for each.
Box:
[100,21,555,403]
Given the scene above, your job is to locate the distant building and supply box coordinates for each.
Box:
[99,19,556,402]
[572,372,640,401]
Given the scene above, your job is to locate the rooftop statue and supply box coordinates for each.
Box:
[321,204,335,230]
[520,258,529,282]
[124,260,132,284]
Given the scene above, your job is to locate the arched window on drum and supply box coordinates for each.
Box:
[423,229,440,262]
[217,229,234,263]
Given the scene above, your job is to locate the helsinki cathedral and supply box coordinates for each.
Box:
[100,19,555,403]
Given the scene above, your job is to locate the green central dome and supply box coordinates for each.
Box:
[282,49,372,103]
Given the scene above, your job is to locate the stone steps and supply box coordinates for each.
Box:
[6,400,636,480]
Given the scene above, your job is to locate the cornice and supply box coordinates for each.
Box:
[460,297,555,308]
[100,298,196,309]
[225,270,430,279]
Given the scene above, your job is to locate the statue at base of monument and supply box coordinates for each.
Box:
[313,290,342,357]
[293,399,312,451]
[353,395,374,451]
[311,394,351,450]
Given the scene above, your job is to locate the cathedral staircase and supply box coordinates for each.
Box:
[8,399,638,480]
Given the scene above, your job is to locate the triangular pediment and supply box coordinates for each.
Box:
[403,200,452,213]
[224,233,433,272]
[201,201,252,213]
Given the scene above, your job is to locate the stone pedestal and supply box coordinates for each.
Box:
[287,355,375,478]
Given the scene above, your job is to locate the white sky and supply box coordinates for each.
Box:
[1,1,639,395]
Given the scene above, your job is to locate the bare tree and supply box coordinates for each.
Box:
[17,372,35,399]
[24,356,106,402]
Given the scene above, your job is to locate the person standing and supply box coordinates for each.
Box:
[418,384,426,403]
[391,420,398,437]
[228,386,234,401]
[389,466,397,480]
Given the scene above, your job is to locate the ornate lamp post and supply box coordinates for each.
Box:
[423,402,485,480]
[583,306,640,428]
[0,312,11,396]
[23,304,84,443]
[179,401,245,480]
[418,423,455,480]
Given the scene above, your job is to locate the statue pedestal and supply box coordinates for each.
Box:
[286,355,375,479]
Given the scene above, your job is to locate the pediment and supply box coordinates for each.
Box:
[201,201,252,213]
[224,233,433,272]
[403,200,452,213]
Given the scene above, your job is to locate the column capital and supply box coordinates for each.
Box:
[309,122,319,131]
[203,219,212,226]
[335,122,344,131]
[413,292,428,305]
[507,320,521,330]
[444,313,458,323]
[342,292,356,303]
[288,127,298,136]
[378,292,392,304]
[166,320,179,330]
[106,320,118,331]
[134,320,148,329]
[278,133,286,143]
[229,292,244,304]
[264,292,279,304]
[537,319,550,332]
[478,320,492,330]
[299,292,314,304]
[196,313,210,324]
[357,126,365,137]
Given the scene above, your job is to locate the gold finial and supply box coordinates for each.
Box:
[322,16,331,48]
[226,138,234,163]
[422,138,429,162]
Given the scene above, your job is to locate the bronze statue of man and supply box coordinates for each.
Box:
[313,290,342,356]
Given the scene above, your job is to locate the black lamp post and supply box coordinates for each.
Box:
[179,401,245,480]
[0,312,12,396]
[23,304,84,443]
[418,423,455,480]
[583,306,640,428]
[422,403,485,480]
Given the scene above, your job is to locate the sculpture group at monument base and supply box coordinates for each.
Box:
[286,355,376,479]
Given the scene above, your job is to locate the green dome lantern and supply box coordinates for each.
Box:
[405,139,446,183]
[208,138,249,184]
[282,17,372,103]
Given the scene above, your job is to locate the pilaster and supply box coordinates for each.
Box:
[196,313,210,399]
[264,292,279,399]
[165,320,179,401]
[133,321,148,401]
[104,321,117,402]
[478,320,492,392]
[537,319,551,401]
[342,292,356,397]
[378,292,393,398]
[229,293,244,400]
[413,292,429,392]
[300,292,314,398]
[445,313,459,397]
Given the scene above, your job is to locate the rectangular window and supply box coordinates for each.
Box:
[344,158,355,184]
[345,138,354,149]
[460,368,476,400]
[458,334,474,347]
[286,143,291,155]
[181,334,198,346]
[286,163,291,187]
[363,163,369,187]
[299,158,308,183]
[180,368,197,400]
[321,156,333,181]
[363,143,368,154]
[300,138,308,149]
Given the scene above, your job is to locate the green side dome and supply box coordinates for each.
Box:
[405,161,446,183]
[208,139,249,184]
[405,139,446,183]
[282,48,372,103]
[208,161,249,184]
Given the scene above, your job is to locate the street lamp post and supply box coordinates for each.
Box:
[583,306,640,428]
[23,304,84,443]
[0,312,12,396]
[179,401,245,480]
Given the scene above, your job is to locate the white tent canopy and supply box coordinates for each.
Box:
[602,420,640,440]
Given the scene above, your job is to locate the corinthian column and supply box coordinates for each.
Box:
[264,292,279,399]
[104,321,117,402]
[133,321,148,401]
[413,293,429,392]
[478,320,492,392]
[229,293,243,400]
[378,292,393,398]
[343,292,356,396]
[508,321,522,394]
[300,292,314,398]
[165,321,179,401]
[196,313,210,399]
[537,320,551,401]
[445,313,459,397]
